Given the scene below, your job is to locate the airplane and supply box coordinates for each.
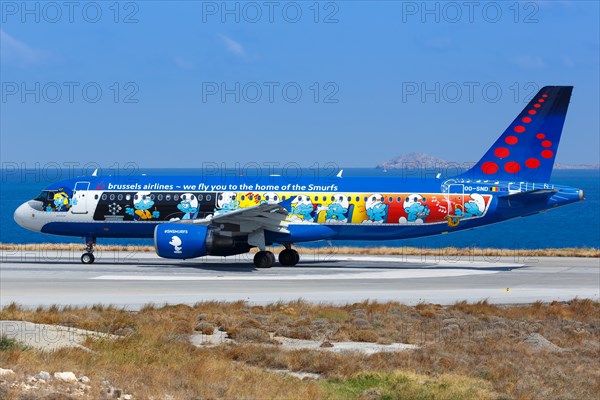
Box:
[14,86,584,268]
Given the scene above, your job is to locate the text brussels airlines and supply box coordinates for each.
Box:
[107,183,174,191]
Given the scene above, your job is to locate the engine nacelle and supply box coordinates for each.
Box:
[154,224,208,259]
[154,224,251,259]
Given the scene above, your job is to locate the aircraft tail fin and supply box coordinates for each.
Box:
[460,86,573,182]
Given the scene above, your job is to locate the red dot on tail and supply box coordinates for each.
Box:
[542,140,552,147]
[526,158,540,168]
[504,161,521,174]
[536,133,545,139]
[538,99,545,103]
[481,161,498,174]
[528,110,537,115]
[542,150,554,158]
[534,103,541,108]
[505,136,518,145]
[542,94,548,98]
[494,147,510,158]
[522,117,532,123]
[514,125,526,133]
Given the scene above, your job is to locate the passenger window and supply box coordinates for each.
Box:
[94,194,98,200]
[241,195,245,201]
[174,194,179,201]
[157,194,163,201]
[206,194,211,201]
[126,194,131,201]
[110,194,115,201]
[388,197,393,202]
[166,194,171,201]
[198,194,203,201]
[118,194,123,201]
[102,194,107,200]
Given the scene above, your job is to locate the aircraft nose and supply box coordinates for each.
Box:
[14,202,41,232]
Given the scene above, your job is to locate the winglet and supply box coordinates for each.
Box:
[92,169,98,177]
[278,197,294,213]
[336,169,343,178]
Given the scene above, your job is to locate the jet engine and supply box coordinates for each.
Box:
[154,224,250,259]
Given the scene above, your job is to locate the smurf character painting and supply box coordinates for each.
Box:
[456,193,486,218]
[364,194,388,223]
[178,193,199,220]
[169,236,182,254]
[289,195,314,222]
[262,192,280,204]
[46,191,73,212]
[126,191,160,220]
[320,194,349,223]
[215,192,239,215]
[399,194,430,224]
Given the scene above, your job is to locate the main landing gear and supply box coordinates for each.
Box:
[278,247,300,267]
[81,237,96,264]
[253,251,275,268]
[253,244,300,268]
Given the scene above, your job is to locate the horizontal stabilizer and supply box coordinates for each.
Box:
[498,189,557,202]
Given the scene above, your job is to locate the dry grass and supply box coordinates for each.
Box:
[1,299,599,399]
[1,242,598,258]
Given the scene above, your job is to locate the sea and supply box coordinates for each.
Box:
[1,168,598,250]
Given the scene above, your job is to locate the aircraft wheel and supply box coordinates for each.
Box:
[279,249,299,266]
[254,251,275,268]
[81,253,95,264]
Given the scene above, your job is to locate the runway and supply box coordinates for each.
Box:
[0,250,598,308]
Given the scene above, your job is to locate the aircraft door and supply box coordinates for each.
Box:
[508,182,522,194]
[447,184,464,216]
[71,181,90,214]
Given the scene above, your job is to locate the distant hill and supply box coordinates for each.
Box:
[377,152,599,170]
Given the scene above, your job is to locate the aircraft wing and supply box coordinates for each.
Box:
[185,201,291,235]
[210,202,290,234]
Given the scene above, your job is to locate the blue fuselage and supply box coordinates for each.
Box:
[14,174,583,244]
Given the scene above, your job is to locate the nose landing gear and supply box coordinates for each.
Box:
[81,237,96,264]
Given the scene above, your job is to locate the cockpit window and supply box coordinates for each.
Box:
[35,190,55,202]
[35,190,71,212]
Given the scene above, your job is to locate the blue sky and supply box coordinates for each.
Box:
[1,1,599,168]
